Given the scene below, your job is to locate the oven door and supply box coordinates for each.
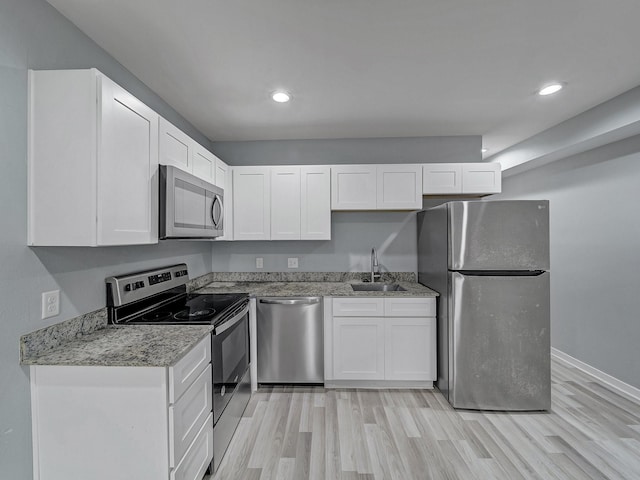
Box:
[160,164,224,239]
[212,304,250,424]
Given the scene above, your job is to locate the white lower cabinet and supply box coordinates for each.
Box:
[30,337,213,480]
[330,297,436,383]
[333,317,385,380]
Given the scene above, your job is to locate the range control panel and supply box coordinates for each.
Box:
[106,264,189,307]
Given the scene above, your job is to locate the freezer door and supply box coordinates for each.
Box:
[448,200,549,271]
[449,271,550,411]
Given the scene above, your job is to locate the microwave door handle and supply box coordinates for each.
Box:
[211,194,223,228]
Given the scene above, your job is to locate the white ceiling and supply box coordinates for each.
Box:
[47,0,640,156]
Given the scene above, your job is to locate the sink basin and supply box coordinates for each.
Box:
[351,283,407,292]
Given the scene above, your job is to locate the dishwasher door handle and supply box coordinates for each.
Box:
[258,298,321,305]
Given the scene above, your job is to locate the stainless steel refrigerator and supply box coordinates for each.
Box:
[417,200,550,411]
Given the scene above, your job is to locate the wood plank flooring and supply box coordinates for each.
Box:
[209,359,640,479]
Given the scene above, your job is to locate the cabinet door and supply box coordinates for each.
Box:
[233,167,271,240]
[271,167,301,240]
[461,163,502,194]
[422,164,463,194]
[192,144,216,184]
[214,159,233,241]
[377,164,422,210]
[331,165,377,210]
[159,117,192,173]
[98,75,159,245]
[385,317,436,381]
[332,317,384,380]
[301,166,331,240]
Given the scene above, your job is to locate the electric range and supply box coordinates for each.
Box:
[105,264,251,473]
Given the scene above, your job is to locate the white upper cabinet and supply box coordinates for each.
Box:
[423,162,501,195]
[192,144,216,185]
[377,164,422,209]
[300,166,331,240]
[461,163,502,194]
[233,167,271,240]
[271,167,301,240]
[232,165,331,241]
[28,69,159,246]
[422,163,463,194]
[332,164,422,210]
[331,165,377,210]
[214,159,233,241]
[159,118,192,173]
[159,117,218,185]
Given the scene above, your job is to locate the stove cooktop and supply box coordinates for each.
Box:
[118,293,248,326]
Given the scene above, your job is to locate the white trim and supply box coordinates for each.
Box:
[325,380,433,390]
[552,348,640,404]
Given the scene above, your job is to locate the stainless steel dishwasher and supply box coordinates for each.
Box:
[257,297,324,383]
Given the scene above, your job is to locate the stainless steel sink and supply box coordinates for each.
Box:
[351,283,407,292]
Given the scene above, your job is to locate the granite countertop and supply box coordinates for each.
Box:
[22,325,212,367]
[196,280,438,297]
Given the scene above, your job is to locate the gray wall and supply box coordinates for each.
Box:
[212,212,417,273]
[212,136,481,166]
[0,0,213,477]
[494,134,640,389]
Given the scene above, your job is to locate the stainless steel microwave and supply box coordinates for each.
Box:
[159,165,223,239]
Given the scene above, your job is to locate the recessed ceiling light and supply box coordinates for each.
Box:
[271,91,291,103]
[481,148,488,153]
[538,83,564,96]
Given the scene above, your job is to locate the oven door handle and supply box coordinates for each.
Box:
[214,304,249,335]
[258,298,321,305]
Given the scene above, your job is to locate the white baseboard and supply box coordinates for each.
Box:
[551,347,640,404]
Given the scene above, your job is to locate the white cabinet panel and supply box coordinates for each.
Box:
[301,166,331,240]
[98,77,159,245]
[169,336,211,404]
[333,317,385,380]
[384,297,436,317]
[422,163,463,194]
[28,69,159,246]
[214,159,233,240]
[169,365,212,467]
[377,164,422,209]
[331,165,377,210]
[159,117,192,173]
[332,297,385,317]
[192,144,216,184]
[233,167,271,240]
[462,163,502,194]
[271,167,301,240]
[171,414,214,480]
[385,318,436,381]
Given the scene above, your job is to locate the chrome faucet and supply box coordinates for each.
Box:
[371,248,381,283]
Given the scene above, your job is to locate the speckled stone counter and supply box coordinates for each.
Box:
[196,274,438,298]
[21,325,212,367]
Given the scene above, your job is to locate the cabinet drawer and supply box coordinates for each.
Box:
[170,364,212,467]
[170,336,211,404]
[384,297,436,317]
[332,297,384,316]
[171,412,214,480]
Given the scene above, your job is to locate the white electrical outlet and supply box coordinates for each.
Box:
[287,257,299,268]
[42,290,60,319]
[256,257,264,269]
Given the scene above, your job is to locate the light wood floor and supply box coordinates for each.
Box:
[209,360,640,480]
